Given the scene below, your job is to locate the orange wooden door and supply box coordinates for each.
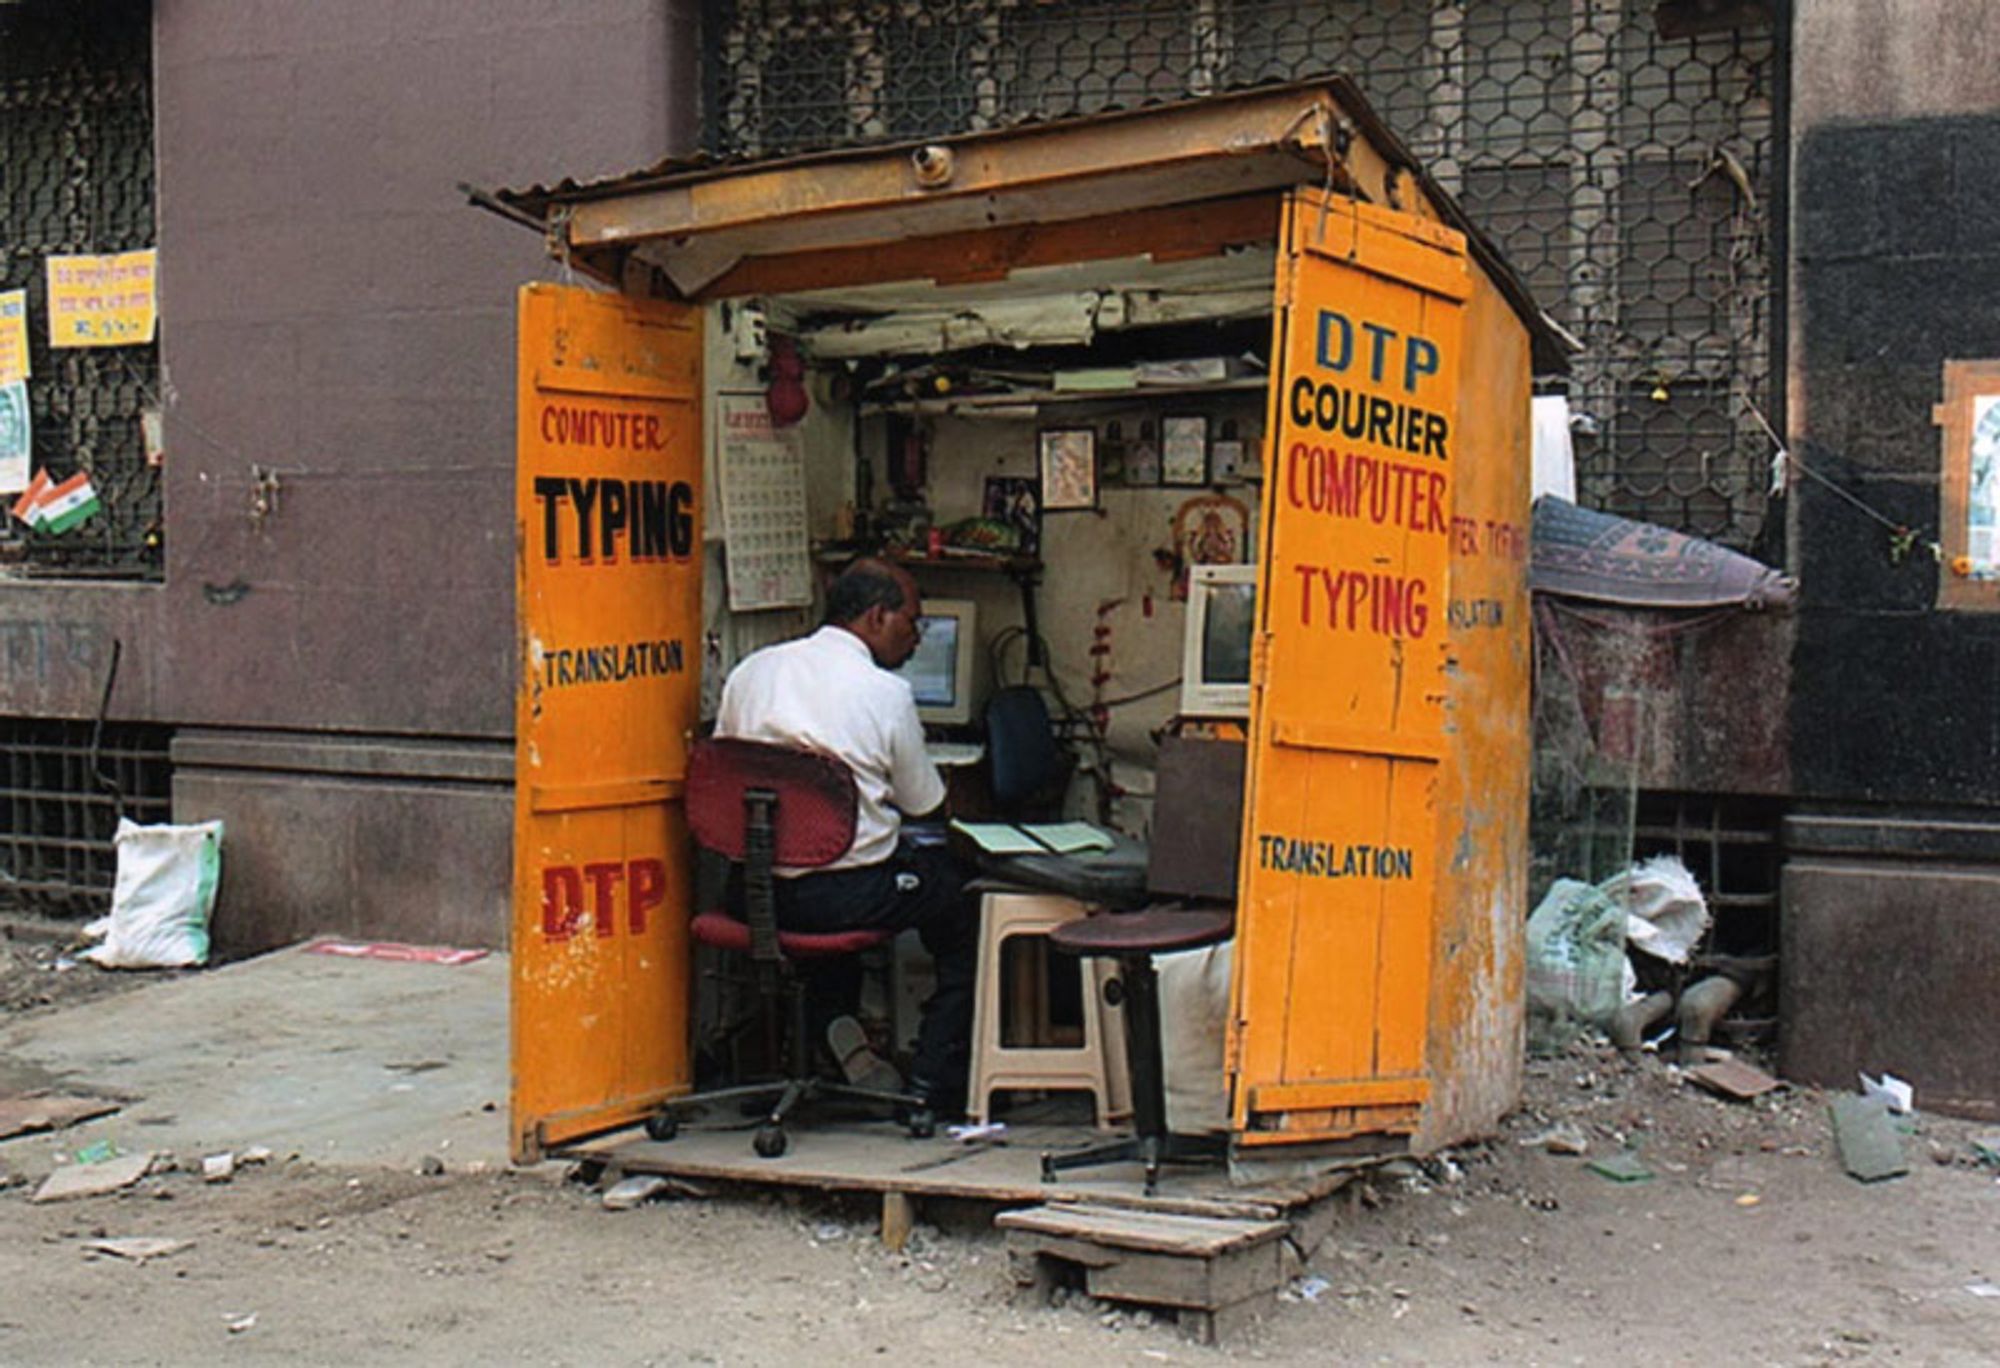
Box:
[511,283,704,1161]
[1229,190,1470,1147]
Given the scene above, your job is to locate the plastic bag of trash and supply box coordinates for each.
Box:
[1599,854,1709,964]
[1526,878,1626,1046]
[82,818,223,969]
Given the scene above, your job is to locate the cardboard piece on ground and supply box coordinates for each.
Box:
[0,1092,121,1140]
[306,939,489,966]
[32,1151,155,1203]
[1830,1095,1908,1182]
[1686,1058,1781,1101]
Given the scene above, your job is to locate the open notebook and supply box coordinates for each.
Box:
[948,820,1117,857]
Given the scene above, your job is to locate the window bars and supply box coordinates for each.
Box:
[0,717,172,918]
[0,0,161,578]
[700,0,1779,549]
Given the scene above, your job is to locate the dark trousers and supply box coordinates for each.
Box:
[769,842,975,1102]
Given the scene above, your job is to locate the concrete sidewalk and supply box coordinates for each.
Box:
[0,943,508,1173]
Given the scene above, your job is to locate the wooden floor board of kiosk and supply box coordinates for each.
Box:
[563,1122,1349,1216]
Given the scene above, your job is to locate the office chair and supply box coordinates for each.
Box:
[646,737,932,1158]
[985,685,1068,815]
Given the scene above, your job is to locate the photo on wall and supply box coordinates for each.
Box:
[1161,414,1209,486]
[981,476,1041,556]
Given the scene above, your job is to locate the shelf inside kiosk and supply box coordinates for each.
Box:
[751,245,1274,825]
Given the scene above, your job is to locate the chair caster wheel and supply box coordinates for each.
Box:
[905,1107,937,1140]
[753,1124,788,1158]
[644,1112,680,1142]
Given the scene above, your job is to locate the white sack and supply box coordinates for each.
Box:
[1159,941,1232,1135]
[1599,854,1709,965]
[83,818,222,969]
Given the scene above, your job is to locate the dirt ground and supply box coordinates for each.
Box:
[4,1033,2000,1366]
[0,915,177,1016]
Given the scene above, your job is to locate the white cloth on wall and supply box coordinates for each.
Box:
[1532,394,1577,502]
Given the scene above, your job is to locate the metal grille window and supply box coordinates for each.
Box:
[0,0,161,579]
[0,717,172,918]
[700,0,1779,550]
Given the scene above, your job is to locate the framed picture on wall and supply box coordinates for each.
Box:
[1160,414,1209,486]
[1038,427,1097,510]
[982,475,1041,555]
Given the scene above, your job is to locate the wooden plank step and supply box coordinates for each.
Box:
[996,1202,1290,1257]
[1001,1201,1291,1338]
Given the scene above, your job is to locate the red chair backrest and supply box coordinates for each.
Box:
[686,737,858,869]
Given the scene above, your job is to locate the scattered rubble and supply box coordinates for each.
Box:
[1519,1122,1590,1155]
[0,1091,121,1140]
[32,1151,154,1203]
[83,1236,193,1264]
[601,1174,672,1211]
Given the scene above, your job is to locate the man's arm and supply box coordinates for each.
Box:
[885,690,948,821]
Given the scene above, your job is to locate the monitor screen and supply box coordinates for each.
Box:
[900,614,960,709]
[1199,581,1256,687]
[894,597,978,726]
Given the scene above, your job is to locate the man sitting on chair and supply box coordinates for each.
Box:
[716,558,974,1117]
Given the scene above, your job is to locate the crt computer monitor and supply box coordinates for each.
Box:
[1179,564,1256,718]
[895,597,978,727]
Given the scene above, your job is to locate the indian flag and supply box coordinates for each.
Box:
[23,472,100,534]
[9,470,51,527]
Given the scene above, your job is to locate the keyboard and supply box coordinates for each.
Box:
[925,740,987,768]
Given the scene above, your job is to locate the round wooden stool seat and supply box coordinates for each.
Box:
[1047,906,1234,958]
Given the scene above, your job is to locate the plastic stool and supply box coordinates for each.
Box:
[966,890,1130,1127]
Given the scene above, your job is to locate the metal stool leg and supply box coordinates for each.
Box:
[1039,952,1225,1194]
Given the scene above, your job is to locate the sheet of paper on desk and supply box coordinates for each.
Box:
[1021,822,1115,854]
[948,821,1047,855]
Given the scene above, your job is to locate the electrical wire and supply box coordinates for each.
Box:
[1096,677,1182,709]
[1746,395,1938,554]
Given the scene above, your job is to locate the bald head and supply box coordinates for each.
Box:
[825,558,924,669]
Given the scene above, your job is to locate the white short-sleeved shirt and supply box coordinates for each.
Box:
[715,625,946,873]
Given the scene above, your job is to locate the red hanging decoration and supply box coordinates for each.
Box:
[765,333,809,428]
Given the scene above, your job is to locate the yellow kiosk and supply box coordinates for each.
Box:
[500,78,1561,1173]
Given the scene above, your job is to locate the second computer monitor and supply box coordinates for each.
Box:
[896,596,978,727]
[1180,564,1256,719]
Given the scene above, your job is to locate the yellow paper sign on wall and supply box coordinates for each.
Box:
[0,290,29,384]
[45,250,158,348]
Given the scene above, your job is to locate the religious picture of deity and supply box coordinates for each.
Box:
[1038,427,1097,510]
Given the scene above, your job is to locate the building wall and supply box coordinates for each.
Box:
[0,0,698,950]
[1789,1,2000,804]
[1781,0,2000,1112]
